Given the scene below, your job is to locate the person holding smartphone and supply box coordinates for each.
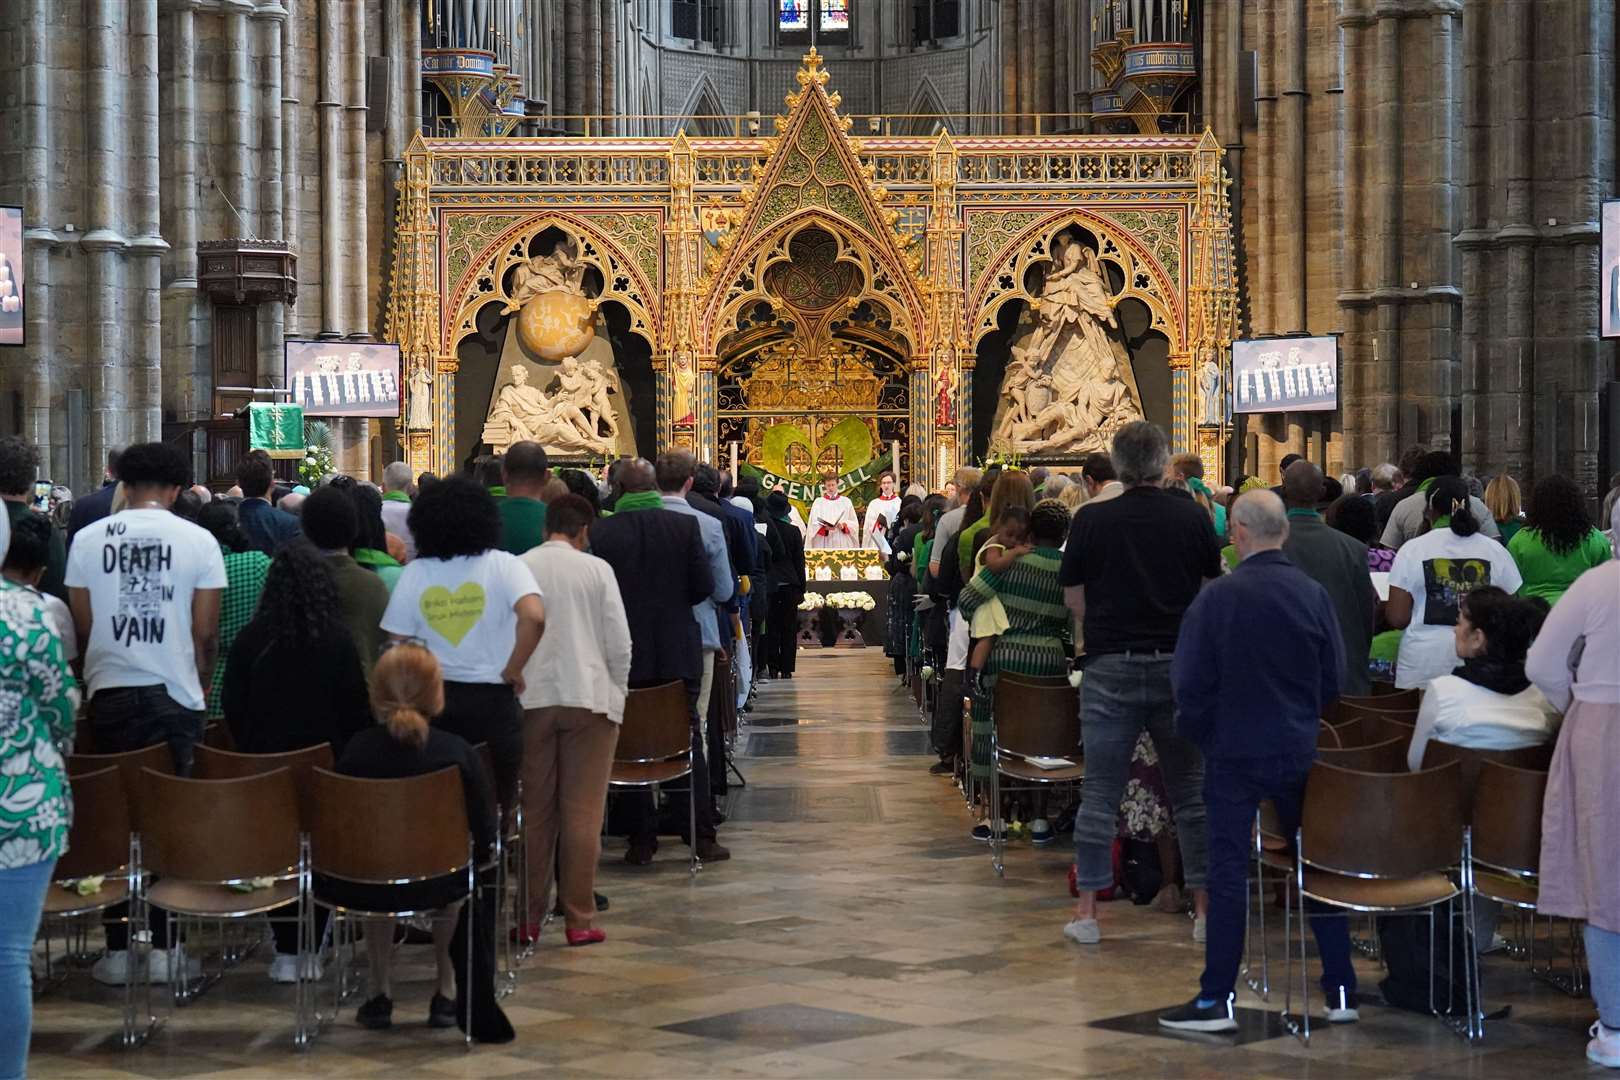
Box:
[0,437,67,601]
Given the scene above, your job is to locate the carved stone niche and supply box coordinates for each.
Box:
[197,239,298,305]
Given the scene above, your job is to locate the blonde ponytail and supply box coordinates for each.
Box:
[384,705,430,749]
[369,642,444,750]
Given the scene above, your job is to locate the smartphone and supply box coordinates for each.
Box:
[31,479,51,513]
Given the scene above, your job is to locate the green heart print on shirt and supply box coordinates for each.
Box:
[420,582,487,646]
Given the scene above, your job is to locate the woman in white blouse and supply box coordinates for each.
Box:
[1405,586,1561,771]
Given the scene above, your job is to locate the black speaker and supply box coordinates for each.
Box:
[366,56,390,133]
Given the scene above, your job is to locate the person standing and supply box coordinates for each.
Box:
[381,476,545,809]
[195,501,270,717]
[0,538,79,1080]
[1158,491,1358,1032]
[301,487,391,674]
[763,490,806,679]
[1526,527,1620,1068]
[1279,461,1379,695]
[498,441,550,556]
[64,441,226,985]
[379,461,416,561]
[0,436,67,601]
[235,452,301,556]
[1059,421,1216,945]
[66,449,122,548]
[516,495,631,946]
[588,458,727,864]
[1380,450,1501,549]
[805,473,859,549]
[1385,477,1523,689]
[862,471,901,549]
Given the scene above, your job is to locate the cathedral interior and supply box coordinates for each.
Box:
[0,0,1615,493]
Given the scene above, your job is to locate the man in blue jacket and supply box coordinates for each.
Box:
[1159,490,1358,1033]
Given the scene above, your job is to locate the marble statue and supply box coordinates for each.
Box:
[484,361,613,455]
[990,236,1143,454]
[1197,349,1223,425]
[502,236,586,314]
[407,363,434,430]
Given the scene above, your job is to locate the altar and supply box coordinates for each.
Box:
[387,49,1239,494]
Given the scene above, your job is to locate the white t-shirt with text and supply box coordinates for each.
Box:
[1388,527,1523,689]
[381,550,541,684]
[65,509,228,711]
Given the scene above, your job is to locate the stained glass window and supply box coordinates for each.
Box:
[819,0,850,32]
[778,0,809,32]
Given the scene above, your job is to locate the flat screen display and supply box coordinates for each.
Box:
[284,340,401,418]
[1230,335,1339,414]
[0,206,23,347]
[1603,199,1619,339]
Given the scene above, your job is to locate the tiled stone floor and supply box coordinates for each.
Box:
[29,650,1604,1077]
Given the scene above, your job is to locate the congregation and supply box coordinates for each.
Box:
[1,422,1619,1074]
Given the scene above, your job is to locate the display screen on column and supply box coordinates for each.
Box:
[285,340,402,418]
[1602,200,1619,340]
[0,206,24,347]
[1230,336,1339,414]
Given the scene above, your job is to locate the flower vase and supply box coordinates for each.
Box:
[797,610,822,647]
[836,609,866,648]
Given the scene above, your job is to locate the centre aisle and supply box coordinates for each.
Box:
[30,651,1594,1077]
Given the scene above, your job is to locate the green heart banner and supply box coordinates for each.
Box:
[741,449,892,506]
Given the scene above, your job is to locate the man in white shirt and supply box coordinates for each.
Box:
[378,460,415,560]
[1380,451,1499,549]
[65,441,226,984]
[517,494,631,943]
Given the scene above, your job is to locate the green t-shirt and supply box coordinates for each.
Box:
[499,496,548,556]
[1508,526,1612,605]
[956,514,990,572]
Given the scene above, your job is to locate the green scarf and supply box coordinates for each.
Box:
[1417,477,1436,495]
[487,485,507,498]
[382,490,410,503]
[614,491,665,514]
[1286,507,1322,521]
[1431,514,1451,530]
[353,547,401,569]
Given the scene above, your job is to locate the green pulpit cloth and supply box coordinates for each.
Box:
[247,403,306,460]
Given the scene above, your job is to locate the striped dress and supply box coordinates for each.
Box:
[956,546,1071,783]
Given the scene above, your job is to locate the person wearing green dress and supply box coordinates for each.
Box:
[1509,474,1611,605]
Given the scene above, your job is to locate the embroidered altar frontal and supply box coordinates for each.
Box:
[388,50,1238,489]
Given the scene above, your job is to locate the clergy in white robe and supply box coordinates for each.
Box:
[806,475,860,550]
[861,472,901,549]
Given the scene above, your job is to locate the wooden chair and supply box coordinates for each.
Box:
[1369,683,1419,700]
[1360,712,1417,746]
[1316,721,1342,750]
[37,766,149,1047]
[1419,741,1554,820]
[610,681,700,874]
[192,743,334,825]
[307,766,477,1047]
[137,767,310,1039]
[1325,715,1366,748]
[1316,735,1409,774]
[1325,688,1420,725]
[987,673,1080,876]
[67,744,176,830]
[1287,761,1467,1041]
[201,722,237,751]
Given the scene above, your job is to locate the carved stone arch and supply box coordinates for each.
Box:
[903,77,954,136]
[965,208,1183,355]
[443,213,661,356]
[674,74,729,138]
[703,210,925,358]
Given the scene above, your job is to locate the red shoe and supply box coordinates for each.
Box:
[510,921,541,946]
[565,928,606,947]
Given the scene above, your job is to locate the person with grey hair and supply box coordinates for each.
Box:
[380,460,415,560]
[1058,421,1220,946]
[1158,489,1356,1032]
[1370,463,1400,495]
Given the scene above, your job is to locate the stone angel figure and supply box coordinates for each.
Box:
[502,235,587,313]
[407,363,434,430]
[1197,349,1223,425]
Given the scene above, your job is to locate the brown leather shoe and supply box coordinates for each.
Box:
[695,839,731,862]
[624,844,656,866]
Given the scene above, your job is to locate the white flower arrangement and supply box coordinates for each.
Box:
[798,593,826,611]
[825,591,876,611]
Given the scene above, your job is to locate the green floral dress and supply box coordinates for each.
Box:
[0,580,82,869]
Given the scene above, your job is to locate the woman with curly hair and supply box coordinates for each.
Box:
[382,476,545,808]
[221,539,369,982]
[1508,473,1611,605]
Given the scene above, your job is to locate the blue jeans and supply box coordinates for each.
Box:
[1199,755,1355,1001]
[0,857,54,1080]
[1588,925,1620,1030]
[1073,653,1209,892]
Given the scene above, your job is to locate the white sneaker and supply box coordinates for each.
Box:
[1029,819,1054,845]
[1590,1021,1620,1068]
[1063,917,1101,945]
[91,950,133,986]
[267,953,323,984]
[1193,916,1207,944]
[147,947,201,985]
